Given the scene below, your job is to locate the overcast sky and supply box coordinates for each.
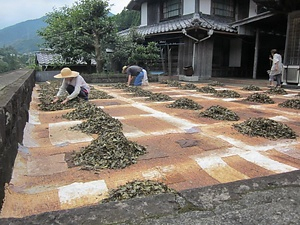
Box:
[0,0,131,30]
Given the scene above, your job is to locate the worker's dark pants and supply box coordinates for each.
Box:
[66,85,89,100]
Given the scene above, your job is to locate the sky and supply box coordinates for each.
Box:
[0,0,131,29]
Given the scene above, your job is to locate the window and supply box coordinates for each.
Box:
[161,0,181,20]
[212,0,235,18]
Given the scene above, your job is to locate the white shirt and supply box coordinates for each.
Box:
[270,53,283,76]
[56,75,90,100]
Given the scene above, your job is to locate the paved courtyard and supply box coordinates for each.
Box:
[1,79,299,218]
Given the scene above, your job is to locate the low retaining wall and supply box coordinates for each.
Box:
[0,69,35,210]
[35,71,159,83]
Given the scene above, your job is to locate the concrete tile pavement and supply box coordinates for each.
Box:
[0,79,299,221]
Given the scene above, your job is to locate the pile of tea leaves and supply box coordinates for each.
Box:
[101,180,176,203]
[197,86,217,93]
[208,81,224,86]
[244,93,274,104]
[166,80,182,87]
[199,105,240,121]
[71,114,122,135]
[242,85,261,91]
[233,117,298,139]
[146,93,173,101]
[265,87,288,95]
[111,83,128,89]
[278,99,300,109]
[72,132,147,170]
[89,89,114,99]
[180,83,198,90]
[167,97,203,110]
[213,90,241,98]
[62,102,104,120]
[124,86,141,93]
[132,89,153,97]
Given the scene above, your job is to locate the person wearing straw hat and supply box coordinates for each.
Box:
[52,67,90,104]
[122,65,144,86]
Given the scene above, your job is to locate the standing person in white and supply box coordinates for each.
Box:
[269,49,283,87]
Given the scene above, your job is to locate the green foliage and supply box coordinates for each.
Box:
[38,0,117,73]
[111,29,160,71]
[113,9,140,31]
[0,46,22,73]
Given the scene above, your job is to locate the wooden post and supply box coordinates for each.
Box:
[253,28,259,79]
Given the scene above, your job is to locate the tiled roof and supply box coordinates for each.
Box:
[119,13,237,37]
[36,52,96,66]
[36,52,63,66]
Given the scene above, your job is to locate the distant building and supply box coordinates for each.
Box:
[120,0,300,84]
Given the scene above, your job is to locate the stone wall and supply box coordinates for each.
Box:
[0,69,35,210]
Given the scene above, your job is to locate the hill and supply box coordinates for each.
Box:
[0,17,47,53]
[0,12,115,54]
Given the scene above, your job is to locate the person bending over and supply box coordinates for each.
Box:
[52,67,90,104]
[122,65,144,86]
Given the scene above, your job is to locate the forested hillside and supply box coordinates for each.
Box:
[0,17,47,53]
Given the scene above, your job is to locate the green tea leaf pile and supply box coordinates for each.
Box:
[167,97,203,110]
[72,132,146,170]
[166,80,182,87]
[180,83,198,90]
[265,87,288,95]
[88,89,114,99]
[279,99,300,109]
[242,85,261,91]
[146,92,173,101]
[101,180,176,203]
[244,93,274,104]
[197,86,217,93]
[62,102,104,120]
[233,117,298,139]
[213,90,241,98]
[199,105,240,121]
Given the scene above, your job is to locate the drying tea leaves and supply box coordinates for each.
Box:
[111,83,128,89]
[213,90,241,98]
[233,117,298,140]
[62,102,105,120]
[208,81,224,86]
[166,80,182,87]
[199,105,240,121]
[265,87,288,95]
[167,97,203,110]
[39,97,85,111]
[244,93,275,104]
[242,85,261,91]
[71,115,122,135]
[72,132,147,170]
[124,86,141,93]
[197,86,217,93]
[132,89,153,97]
[279,99,300,109]
[180,83,198,90]
[101,180,176,203]
[89,89,114,99]
[146,93,173,101]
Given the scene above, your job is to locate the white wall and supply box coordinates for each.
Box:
[249,0,257,17]
[141,2,148,26]
[229,39,242,67]
[183,0,195,15]
[199,0,211,15]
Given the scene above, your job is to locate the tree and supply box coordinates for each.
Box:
[0,46,22,73]
[111,28,160,72]
[38,0,116,73]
